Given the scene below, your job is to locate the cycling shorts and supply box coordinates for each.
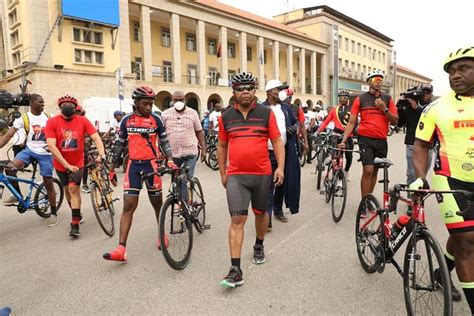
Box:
[432,174,474,234]
[56,168,83,187]
[357,136,388,166]
[123,160,162,196]
[226,174,272,216]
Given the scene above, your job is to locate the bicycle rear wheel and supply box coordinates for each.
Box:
[34,178,64,218]
[403,228,452,316]
[159,196,193,270]
[331,170,347,223]
[310,139,318,160]
[355,194,383,273]
[208,147,219,171]
[90,181,115,237]
[188,177,206,234]
[316,150,324,190]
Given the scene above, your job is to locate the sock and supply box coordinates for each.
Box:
[255,238,264,246]
[119,242,126,248]
[231,258,241,269]
[460,283,474,314]
[72,208,81,224]
[444,252,455,272]
[50,206,57,216]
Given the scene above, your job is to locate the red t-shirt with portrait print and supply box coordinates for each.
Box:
[45,115,97,171]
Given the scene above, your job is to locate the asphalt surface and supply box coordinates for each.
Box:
[0,133,471,315]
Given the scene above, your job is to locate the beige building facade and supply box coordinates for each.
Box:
[395,65,433,97]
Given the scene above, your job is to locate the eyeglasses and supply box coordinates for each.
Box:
[234,85,255,92]
[370,77,383,84]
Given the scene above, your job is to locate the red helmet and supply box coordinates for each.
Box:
[132,85,155,100]
[57,95,78,107]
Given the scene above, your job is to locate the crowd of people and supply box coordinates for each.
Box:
[0,46,473,313]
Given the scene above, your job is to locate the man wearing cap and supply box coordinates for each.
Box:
[201,109,210,141]
[397,83,434,185]
[262,79,300,229]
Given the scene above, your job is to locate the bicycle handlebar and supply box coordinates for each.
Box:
[392,183,473,198]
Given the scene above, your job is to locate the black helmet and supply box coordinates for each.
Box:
[338,89,350,97]
[231,72,257,89]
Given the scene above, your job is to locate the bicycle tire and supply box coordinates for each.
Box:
[208,147,219,171]
[90,181,115,237]
[189,177,206,234]
[331,170,347,223]
[159,196,193,270]
[34,178,64,218]
[355,194,383,274]
[299,150,306,167]
[310,142,318,160]
[403,228,452,316]
[324,166,332,203]
[316,150,324,190]
[205,145,215,169]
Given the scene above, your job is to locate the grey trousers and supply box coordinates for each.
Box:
[406,144,433,185]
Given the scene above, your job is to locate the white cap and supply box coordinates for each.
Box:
[265,79,288,91]
[302,103,308,108]
[315,104,321,108]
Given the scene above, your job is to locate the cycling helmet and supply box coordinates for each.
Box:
[366,69,385,82]
[338,89,350,97]
[443,46,474,72]
[113,110,123,116]
[132,85,156,100]
[286,86,294,97]
[231,72,257,89]
[57,95,78,107]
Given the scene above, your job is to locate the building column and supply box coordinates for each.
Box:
[140,5,152,81]
[299,48,305,94]
[119,0,131,73]
[239,31,247,73]
[311,51,317,95]
[272,41,279,80]
[257,36,265,90]
[197,20,206,86]
[170,13,181,84]
[286,44,293,88]
[218,26,228,83]
[321,53,328,101]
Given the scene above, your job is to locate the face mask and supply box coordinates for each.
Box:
[173,101,185,112]
[61,104,76,118]
[278,90,288,102]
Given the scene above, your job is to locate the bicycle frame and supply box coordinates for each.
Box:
[0,165,39,209]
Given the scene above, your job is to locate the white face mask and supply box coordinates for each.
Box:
[173,101,185,111]
[278,90,288,102]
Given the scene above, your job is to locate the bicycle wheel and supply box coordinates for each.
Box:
[403,228,452,316]
[188,177,206,234]
[316,150,324,190]
[331,170,347,223]
[205,145,214,169]
[299,144,306,167]
[159,196,193,270]
[34,178,64,218]
[90,181,115,237]
[324,166,333,203]
[208,147,219,171]
[355,194,383,273]
[310,141,318,160]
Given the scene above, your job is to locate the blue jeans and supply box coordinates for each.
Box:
[172,155,197,202]
[406,145,432,185]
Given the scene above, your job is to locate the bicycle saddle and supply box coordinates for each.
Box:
[373,158,393,167]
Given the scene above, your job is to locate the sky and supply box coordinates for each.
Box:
[218,0,473,95]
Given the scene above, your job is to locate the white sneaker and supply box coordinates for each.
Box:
[3,196,18,205]
[47,214,60,227]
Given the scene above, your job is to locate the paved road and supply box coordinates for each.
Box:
[0,133,471,314]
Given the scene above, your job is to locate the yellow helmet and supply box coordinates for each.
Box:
[443,46,474,72]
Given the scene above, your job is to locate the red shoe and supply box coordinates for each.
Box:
[103,245,127,262]
[157,234,169,250]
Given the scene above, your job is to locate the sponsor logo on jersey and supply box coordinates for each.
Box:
[462,162,473,171]
[418,121,424,130]
[445,210,454,218]
[454,120,474,128]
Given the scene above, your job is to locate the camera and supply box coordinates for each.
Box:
[0,89,30,109]
[397,86,423,109]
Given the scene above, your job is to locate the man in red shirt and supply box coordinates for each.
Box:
[218,72,284,288]
[45,95,105,238]
[338,70,398,201]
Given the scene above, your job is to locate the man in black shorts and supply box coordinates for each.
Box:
[217,72,285,288]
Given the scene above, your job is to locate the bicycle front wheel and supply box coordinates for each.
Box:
[331,170,347,223]
[90,182,115,237]
[208,147,219,171]
[316,150,324,190]
[403,228,452,316]
[189,177,206,234]
[34,178,64,218]
[159,196,193,270]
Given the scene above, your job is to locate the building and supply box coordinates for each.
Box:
[0,0,331,115]
[395,65,433,97]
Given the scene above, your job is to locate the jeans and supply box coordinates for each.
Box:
[266,151,284,219]
[406,145,432,185]
[172,155,197,202]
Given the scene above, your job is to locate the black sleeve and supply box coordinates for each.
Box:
[397,107,407,127]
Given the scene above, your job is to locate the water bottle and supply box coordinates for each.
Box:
[391,214,410,239]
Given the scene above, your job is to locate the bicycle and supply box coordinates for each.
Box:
[314,130,333,190]
[204,131,219,171]
[298,137,306,167]
[0,160,64,218]
[355,157,464,315]
[85,146,117,237]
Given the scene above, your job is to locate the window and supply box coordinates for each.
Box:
[208,38,217,55]
[84,50,92,63]
[351,40,355,53]
[83,31,91,43]
[246,46,252,61]
[227,42,235,58]
[10,30,19,47]
[94,32,103,45]
[12,51,21,66]
[134,57,142,80]
[383,52,386,63]
[378,51,381,62]
[368,47,372,60]
[162,28,170,47]
[74,49,104,65]
[363,45,367,57]
[338,58,342,74]
[363,65,366,77]
[357,43,361,55]
[208,67,217,86]
[186,33,196,51]
[187,64,197,84]
[163,61,172,82]
[74,49,81,62]
[351,62,355,76]
[338,35,342,49]
[95,52,103,64]
[73,28,81,42]
[228,70,236,82]
[264,50,267,64]
[345,38,349,51]
[8,9,17,26]
[133,22,140,42]
[72,28,103,45]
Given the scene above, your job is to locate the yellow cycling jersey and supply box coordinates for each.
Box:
[415,91,474,182]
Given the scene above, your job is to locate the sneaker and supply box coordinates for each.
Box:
[69,223,80,238]
[274,213,288,223]
[433,268,462,302]
[253,244,266,264]
[47,214,60,227]
[3,196,18,205]
[103,245,127,262]
[266,220,272,233]
[220,266,244,288]
[81,184,90,194]
[157,234,169,251]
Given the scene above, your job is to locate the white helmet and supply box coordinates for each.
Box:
[366,69,385,82]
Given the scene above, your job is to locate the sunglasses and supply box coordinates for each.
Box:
[234,85,255,92]
[370,77,383,84]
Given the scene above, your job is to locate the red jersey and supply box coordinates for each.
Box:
[219,103,280,175]
[45,115,97,171]
[351,91,396,139]
[318,104,352,133]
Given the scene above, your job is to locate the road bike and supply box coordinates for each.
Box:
[0,160,63,217]
[314,130,333,190]
[355,157,465,315]
[204,131,218,171]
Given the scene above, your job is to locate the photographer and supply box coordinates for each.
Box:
[397,83,433,185]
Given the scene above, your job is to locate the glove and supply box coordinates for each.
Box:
[408,178,430,190]
[286,125,297,135]
[167,160,179,170]
[109,170,117,187]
